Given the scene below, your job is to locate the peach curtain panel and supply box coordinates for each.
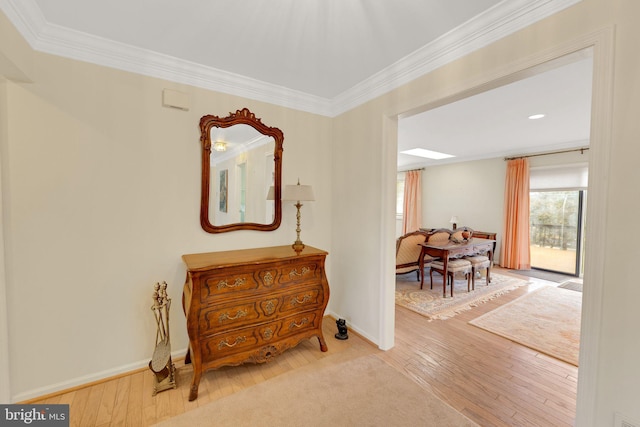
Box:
[402,170,422,234]
[502,158,531,270]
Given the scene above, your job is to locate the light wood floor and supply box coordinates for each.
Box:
[31,269,577,426]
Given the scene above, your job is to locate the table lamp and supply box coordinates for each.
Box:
[283,180,315,253]
[450,216,458,230]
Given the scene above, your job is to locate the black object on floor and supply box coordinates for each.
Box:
[335,318,349,340]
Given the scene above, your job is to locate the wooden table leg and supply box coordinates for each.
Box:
[442,254,449,298]
[419,246,426,289]
[487,249,493,283]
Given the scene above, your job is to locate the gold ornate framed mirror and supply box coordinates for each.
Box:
[199,108,283,233]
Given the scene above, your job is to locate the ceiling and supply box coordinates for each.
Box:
[398,52,593,169]
[1,0,588,167]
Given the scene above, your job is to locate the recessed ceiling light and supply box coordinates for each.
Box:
[528,114,545,120]
[400,148,455,160]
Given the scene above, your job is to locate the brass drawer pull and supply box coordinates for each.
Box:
[291,294,312,306]
[217,277,247,290]
[218,336,247,350]
[289,267,310,278]
[219,309,248,323]
[289,318,309,330]
[263,271,274,285]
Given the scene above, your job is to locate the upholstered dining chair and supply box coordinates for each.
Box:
[429,258,472,297]
[425,228,472,297]
[395,230,431,282]
[465,255,491,290]
[453,227,493,289]
[426,228,452,245]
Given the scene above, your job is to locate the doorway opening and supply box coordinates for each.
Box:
[530,189,586,277]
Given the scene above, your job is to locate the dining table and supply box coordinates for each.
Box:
[419,238,495,297]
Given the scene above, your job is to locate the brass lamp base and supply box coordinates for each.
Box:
[292,201,306,253]
[292,240,305,253]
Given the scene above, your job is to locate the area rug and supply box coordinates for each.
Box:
[395,273,529,321]
[514,269,573,283]
[153,355,478,427]
[469,285,581,366]
[558,279,583,292]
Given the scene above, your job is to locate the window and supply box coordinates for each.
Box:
[529,164,588,276]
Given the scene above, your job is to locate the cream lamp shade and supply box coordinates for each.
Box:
[283,183,315,202]
[266,186,275,200]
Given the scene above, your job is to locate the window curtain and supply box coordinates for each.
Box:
[502,158,531,270]
[402,170,422,234]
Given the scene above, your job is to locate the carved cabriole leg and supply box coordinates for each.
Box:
[317,334,328,352]
[188,370,201,401]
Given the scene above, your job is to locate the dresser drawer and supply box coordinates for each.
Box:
[182,245,330,401]
[197,256,324,300]
[198,287,325,335]
[201,312,321,362]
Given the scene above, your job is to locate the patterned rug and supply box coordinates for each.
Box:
[395,272,529,321]
[469,285,581,366]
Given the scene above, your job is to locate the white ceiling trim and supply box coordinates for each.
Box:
[332,0,582,115]
[1,0,581,118]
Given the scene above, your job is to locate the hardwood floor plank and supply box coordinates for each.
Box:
[125,371,144,427]
[94,378,118,426]
[29,269,577,426]
[77,383,104,427]
[109,375,131,427]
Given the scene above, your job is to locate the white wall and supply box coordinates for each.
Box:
[332,1,640,425]
[403,150,591,264]
[0,77,11,403]
[0,11,333,400]
[420,158,506,261]
[3,1,640,425]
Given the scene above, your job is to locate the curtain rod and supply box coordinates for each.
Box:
[399,167,425,172]
[504,147,589,161]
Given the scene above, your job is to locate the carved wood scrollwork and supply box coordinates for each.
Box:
[199,108,284,233]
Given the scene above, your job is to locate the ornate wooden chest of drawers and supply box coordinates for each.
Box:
[181,245,330,401]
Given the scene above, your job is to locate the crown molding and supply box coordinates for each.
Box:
[331,0,583,115]
[1,0,581,117]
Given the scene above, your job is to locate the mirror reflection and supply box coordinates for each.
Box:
[209,125,275,225]
[199,109,283,233]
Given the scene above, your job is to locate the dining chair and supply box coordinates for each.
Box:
[426,228,452,245]
[429,258,473,297]
[426,228,472,296]
[395,230,432,282]
[465,255,491,289]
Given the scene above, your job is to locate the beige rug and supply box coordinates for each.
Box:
[153,355,478,427]
[396,272,529,321]
[469,285,581,366]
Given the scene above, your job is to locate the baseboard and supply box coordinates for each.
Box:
[14,348,187,403]
[17,315,375,402]
[324,311,379,348]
